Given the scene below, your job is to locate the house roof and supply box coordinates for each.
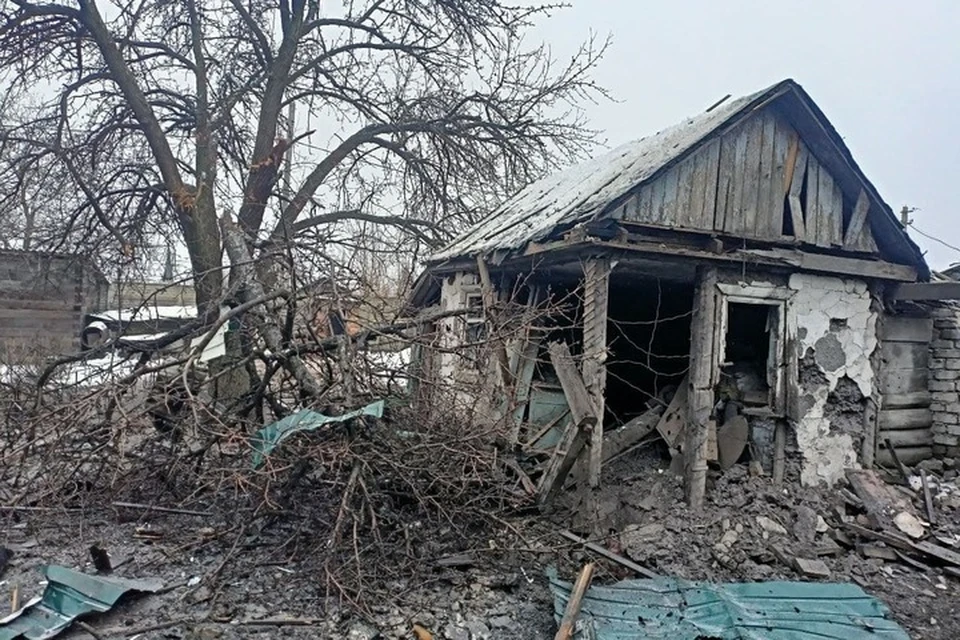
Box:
[428,79,928,279]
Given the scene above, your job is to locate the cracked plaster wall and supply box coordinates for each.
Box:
[789,273,877,486]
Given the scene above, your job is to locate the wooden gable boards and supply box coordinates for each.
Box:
[620,107,880,254]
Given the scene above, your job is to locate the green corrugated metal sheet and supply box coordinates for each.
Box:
[548,570,910,639]
[0,566,161,640]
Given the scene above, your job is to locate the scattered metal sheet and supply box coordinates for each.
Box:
[548,570,909,639]
[250,400,385,468]
[0,565,162,640]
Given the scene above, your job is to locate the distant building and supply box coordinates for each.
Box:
[0,249,108,359]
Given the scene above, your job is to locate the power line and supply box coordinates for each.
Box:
[907,221,960,256]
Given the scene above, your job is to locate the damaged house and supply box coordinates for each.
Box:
[409,79,943,507]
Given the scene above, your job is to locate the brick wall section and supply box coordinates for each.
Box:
[930,306,960,458]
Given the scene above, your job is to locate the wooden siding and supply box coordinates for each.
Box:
[877,316,933,466]
[621,108,880,253]
[0,252,105,359]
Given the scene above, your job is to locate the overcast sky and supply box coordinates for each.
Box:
[531,1,959,270]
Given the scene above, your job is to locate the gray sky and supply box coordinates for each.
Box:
[532,0,959,270]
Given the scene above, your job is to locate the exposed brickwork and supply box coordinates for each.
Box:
[931,307,960,458]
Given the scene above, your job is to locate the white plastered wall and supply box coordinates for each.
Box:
[788,273,877,486]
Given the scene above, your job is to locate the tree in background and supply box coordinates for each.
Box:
[0,0,606,316]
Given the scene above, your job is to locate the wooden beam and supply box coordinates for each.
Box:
[581,259,610,490]
[476,255,515,392]
[554,563,595,640]
[538,341,599,506]
[739,248,917,282]
[549,341,598,429]
[892,281,960,301]
[685,266,719,509]
[557,529,658,578]
[524,238,918,282]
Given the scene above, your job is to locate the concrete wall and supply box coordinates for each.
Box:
[930,306,960,458]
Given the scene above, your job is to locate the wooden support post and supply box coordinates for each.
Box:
[476,256,517,440]
[861,397,878,468]
[772,421,786,486]
[554,563,595,640]
[581,258,610,490]
[685,266,719,509]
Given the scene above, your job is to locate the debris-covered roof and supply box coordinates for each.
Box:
[428,79,928,279]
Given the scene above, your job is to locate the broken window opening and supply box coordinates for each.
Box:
[719,301,783,413]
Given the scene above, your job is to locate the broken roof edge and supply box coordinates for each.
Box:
[774,82,930,281]
[425,78,929,280]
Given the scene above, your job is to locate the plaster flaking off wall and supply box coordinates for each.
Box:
[789,273,877,486]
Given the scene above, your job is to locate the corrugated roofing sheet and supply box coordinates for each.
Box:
[430,83,781,262]
[548,572,910,639]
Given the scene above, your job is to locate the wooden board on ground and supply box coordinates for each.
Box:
[845,469,915,530]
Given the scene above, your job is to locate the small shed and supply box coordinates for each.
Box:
[0,249,108,360]
[408,79,936,505]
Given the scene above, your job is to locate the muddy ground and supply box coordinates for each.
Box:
[2,447,959,639]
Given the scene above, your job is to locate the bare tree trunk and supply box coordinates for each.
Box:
[220,214,325,401]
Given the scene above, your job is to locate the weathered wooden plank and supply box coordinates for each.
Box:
[756,112,778,239]
[649,172,666,225]
[881,341,929,370]
[861,397,878,468]
[538,341,599,505]
[855,222,880,253]
[881,316,933,342]
[878,408,933,431]
[723,126,749,235]
[738,248,917,282]
[714,133,737,232]
[554,562,595,640]
[813,162,841,247]
[537,415,592,506]
[880,370,928,395]
[883,391,932,409]
[686,267,719,509]
[845,188,870,248]
[633,184,653,223]
[892,282,960,301]
[805,154,822,245]
[581,259,610,489]
[685,148,706,229]
[786,138,807,242]
[676,154,696,228]
[830,177,844,247]
[880,428,933,447]
[698,139,721,230]
[548,341,597,429]
[846,468,914,530]
[768,115,789,238]
[742,117,763,238]
[659,164,680,225]
[602,404,665,463]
